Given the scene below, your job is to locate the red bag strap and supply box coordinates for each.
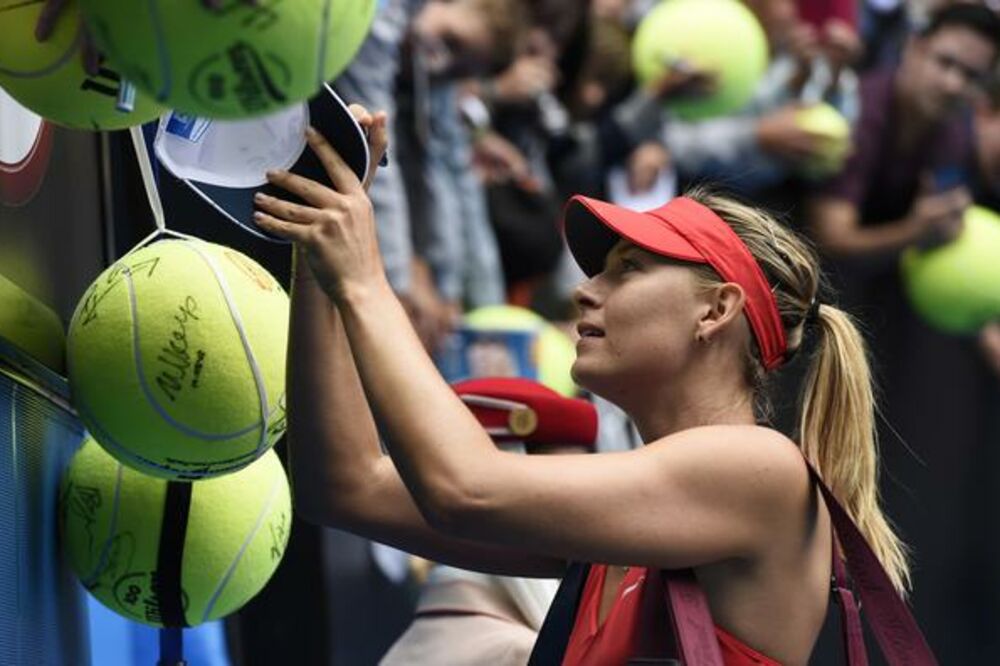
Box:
[663,569,724,665]
[832,534,868,666]
[806,464,938,665]
[662,463,937,665]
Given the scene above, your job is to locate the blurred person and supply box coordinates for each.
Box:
[460,0,593,300]
[806,5,1000,659]
[381,378,598,666]
[973,82,1000,208]
[258,110,925,663]
[664,0,860,197]
[337,0,524,351]
[808,4,998,260]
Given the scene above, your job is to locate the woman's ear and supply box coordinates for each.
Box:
[695,283,746,342]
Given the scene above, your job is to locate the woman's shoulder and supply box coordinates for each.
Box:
[647,425,811,505]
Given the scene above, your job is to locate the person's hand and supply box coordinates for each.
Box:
[979,321,1000,378]
[626,142,670,193]
[345,104,389,192]
[906,176,971,246]
[471,131,534,187]
[822,19,863,70]
[490,55,559,105]
[400,260,458,352]
[756,105,828,164]
[645,61,716,102]
[254,126,386,303]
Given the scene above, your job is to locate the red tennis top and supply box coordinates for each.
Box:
[562,564,782,666]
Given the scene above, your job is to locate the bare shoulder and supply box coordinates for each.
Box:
[646,425,810,509]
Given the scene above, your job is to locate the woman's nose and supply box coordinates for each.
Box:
[573,277,601,310]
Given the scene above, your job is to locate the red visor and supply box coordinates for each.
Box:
[454,377,598,449]
[563,195,788,371]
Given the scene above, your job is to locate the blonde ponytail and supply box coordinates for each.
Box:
[684,188,910,594]
[799,305,910,593]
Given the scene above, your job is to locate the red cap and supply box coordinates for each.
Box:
[563,195,788,371]
[453,377,598,450]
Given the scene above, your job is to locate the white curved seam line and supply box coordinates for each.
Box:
[126,251,266,440]
[147,0,173,101]
[186,243,272,456]
[314,0,333,89]
[200,472,282,621]
[80,400,257,478]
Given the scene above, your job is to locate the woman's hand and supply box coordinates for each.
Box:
[254,108,390,303]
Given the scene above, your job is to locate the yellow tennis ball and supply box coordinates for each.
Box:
[0,272,66,373]
[901,206,1000,333]
[632,0,769,120]
[67,238,289,480]
[464,305,578,397]
[79,0,377,119]
[61,438,292,628]
[795,103,851,178]
[0,0,163,130]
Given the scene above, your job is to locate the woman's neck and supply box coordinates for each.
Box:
[629,379,757,443]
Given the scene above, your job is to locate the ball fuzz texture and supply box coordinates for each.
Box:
[632,0,768,120]
[901,206,1000,333]
[79,0,377,118]
[68,239,289,480]
[0,0,163,130]
[61,438,292,627]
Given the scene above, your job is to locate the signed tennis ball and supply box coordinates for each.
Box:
[79,0,377,118]
[901,206,1000,333]
[67,238,288,479]
[61,438,291,627]
[632,0,768,120]
[0,0,163,130]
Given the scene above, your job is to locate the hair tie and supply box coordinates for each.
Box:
[805,298,822,327]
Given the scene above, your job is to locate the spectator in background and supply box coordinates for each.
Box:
[396,0,528,341]
[806,5,1000,660]
[808,4,997,262]
[336,0,523,351]
[663,0,860,197]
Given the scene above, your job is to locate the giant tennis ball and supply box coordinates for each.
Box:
[0,272,65,373]
[67,238,289,480]
[465,306,577,397]
[0,0,163,130]
[795,103,851,179]
[632,0,768,120]
[79,0,377,119]
[900,206,1000,333]
[61,438,291,628]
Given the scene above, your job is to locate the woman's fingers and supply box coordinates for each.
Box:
[253,211,313,244]
[266,168,337,207]
[305,126,363,194]
[254,192,326,226]
[364,112,390,191]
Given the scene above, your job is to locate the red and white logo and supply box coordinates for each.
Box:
[0,87,54,207]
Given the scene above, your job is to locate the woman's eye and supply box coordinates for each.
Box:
[620,258,641,272]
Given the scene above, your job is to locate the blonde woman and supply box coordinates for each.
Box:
[255,111,924,665]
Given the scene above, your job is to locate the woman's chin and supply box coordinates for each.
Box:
[570,359,609,398]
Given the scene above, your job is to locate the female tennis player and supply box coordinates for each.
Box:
[253,110,909,665]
